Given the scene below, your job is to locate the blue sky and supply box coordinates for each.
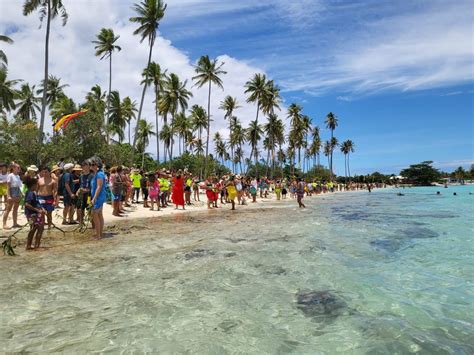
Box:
[1,0,473,174]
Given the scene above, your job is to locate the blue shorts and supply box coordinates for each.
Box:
[93,198,105,210]
[112,193,121,202]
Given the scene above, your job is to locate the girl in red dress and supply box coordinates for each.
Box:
[171,170,185,210]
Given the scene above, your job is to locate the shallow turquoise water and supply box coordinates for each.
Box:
[1,186,473,353]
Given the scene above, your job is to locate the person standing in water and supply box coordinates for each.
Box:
[296,178,306,208]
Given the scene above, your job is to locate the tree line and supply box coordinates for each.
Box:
[0,0,355,180]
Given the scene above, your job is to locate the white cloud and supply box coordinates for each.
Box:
[0,0,266,158]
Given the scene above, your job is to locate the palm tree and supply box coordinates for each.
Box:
[219,96,239,171]
[37,75,68,106]
[172,112,191,155]
[159,73,192,158]
[246,119,263,173]
[130,0,167,148]
[310,126,321,166]
[50,95,76,123]
[92,28,121,143]
[213,132,227,165]
[287,104,306,169]
[0,68,20,115]
[192,55,226,168]
[325,112,339,179]
[136,119,155,167]
[84,85,106,127]
[190,104,208,144]
[230,120,246,173]
[323,141,331,169]
[340,140,355,182]
[263,113,284,177]
[121,97,137,144]
[330,136,339,176]
[0,35,13,70]
[16,83,41,122]
[108,91,127,143]
[159,123,172,162]
[141,61,167,162]
[23,0,68,142]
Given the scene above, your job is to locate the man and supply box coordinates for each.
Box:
[296,177,306,208]
[77,160,92,224]
[130,169,142,203]
[37,166,57,229]
[61,163,76,225]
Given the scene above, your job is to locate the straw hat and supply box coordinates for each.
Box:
[72,164,82,171]
[51,165,61,173]
[64,163,74,170]
[27,165,39,172]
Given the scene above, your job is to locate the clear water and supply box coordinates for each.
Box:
[1,186,473,353]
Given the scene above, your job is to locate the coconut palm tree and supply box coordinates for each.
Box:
[0,35,13,70]
[263,113,284,177]
[141,61,167,162]
[130,0,167,148]
[323,141,331,169]
[172,112,191,155]
[108,91,127,143]
[121,96,137,145]
[230,120,246,173]
[192,55,226,167]
[92,28,121,143]
[159,73,192,158]
[325,112,338,179]
[37,75,68,106]
[84,85,106,123]
[190,104,207,144]
[219,96,239,171]
[50,95,76,122]
[246,119,263,174]
[159,123,172,162]
[340,140,355,182]
[136,119,155,167]
[16,83,41,122]
[213,132,227,165]
[330,136,339,176]
[0,68,20,115]
[23,0,68,142]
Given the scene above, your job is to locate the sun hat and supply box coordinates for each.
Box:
[72,164,82,171]
[51,165,61,173]
[64,163,74,170]
[27,165,39,172]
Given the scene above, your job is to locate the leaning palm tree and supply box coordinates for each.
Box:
[92,28,121,143]
[16,83,41,122]
[192,55,226,167]
[141,61,167,162]
[23,0,68,142]
[130,0,167,148]
[121,96,137,144]
[37,75,68,106]
[0,68,20,115]
[325,112,339,179]
[136,119,155,167]
[0,35,13,70]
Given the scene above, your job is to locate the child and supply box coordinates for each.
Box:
[24,177,46,250]
[147,173,160,211]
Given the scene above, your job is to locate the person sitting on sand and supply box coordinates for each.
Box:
[37,166,57,230]
[24,177,46,250]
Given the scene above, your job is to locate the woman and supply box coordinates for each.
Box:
[109,166,122,217]
[2,162,22,229]
[90,158,107,240]
[226,176,237,210]
[171,170,185,210]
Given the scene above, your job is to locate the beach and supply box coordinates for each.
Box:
[1,186,473,353]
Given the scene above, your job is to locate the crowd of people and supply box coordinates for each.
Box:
[0,159,379,250]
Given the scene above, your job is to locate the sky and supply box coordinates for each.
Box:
[0,0,473,175]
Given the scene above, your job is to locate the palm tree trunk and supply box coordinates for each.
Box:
[133,35,155,149]
[155,88,160,164]
[105,53,112,144]
[347,152,351,181]
[128,122,131,144]
[38,0,51,144]
[330,128,334,180]
[204,81,212,175]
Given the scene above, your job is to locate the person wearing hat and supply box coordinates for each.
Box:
[37,166,57,229]
[60,163,77,225]
[2,162,22,229]
[130,168,142,204]
[76,160,93,225]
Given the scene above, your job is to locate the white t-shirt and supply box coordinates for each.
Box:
[7,173,22,188]
[0,173,7,184]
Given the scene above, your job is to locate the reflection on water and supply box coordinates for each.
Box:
[1,187,473,353]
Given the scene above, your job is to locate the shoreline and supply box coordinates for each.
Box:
[0,188,372,254]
